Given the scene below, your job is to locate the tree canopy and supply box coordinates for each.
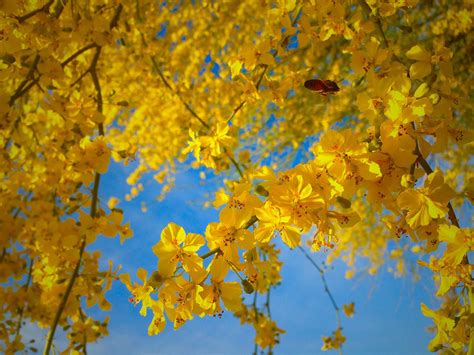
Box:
[1,0,473,353]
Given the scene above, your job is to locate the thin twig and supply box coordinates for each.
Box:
[61,44,97,67]
[78,305,88,355]
[15,258,34,337]
[1,193,32,263]
[15,0,54,23]
[265,288,271,318]
[297,246,341,329]
[149,56,210,129]
[9,54,40,106]
[225,150,244,178]
[358,0,388,48]
[7,43,96,113]
[253,284,259,351]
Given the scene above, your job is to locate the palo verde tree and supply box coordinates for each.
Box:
[1,0,473,353]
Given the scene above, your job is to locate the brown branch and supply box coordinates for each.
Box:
[108,4,123,30]
[15,258,34,337]
[43,5,122,354]
[51,0,67,18]
[415,148,469,268]
[15,0,66,23]
[70,46,102,88]
[9,0,68,104]
[15,0,54,23]
[78,305,88,355]
[200,247,220,260]
[61,44,97,67]
[9,54,40,106]
[1,194,32,264]
[89,47,104,116]
[8,42,96,111]
[0,248,6,264]
[410,122,468,276]
[243,215,259,229]
[140,30,251,177]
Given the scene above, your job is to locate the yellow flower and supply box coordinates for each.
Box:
[81,136,111,174]
[209,122,233,156]
[397,170,455,228]
[163,277,204,330]
[421,303,455,351]
[406,45,432,80]
[120,268,154,317]
[255,316,285,349]
[182,129,201,161]
[148,300,166,335]
[352,37,390,76]
[313,130,381,181]
[380,121,417,168]
[198,258,243,316]
[322,328,346,351]
[397,189,445,228]
[438,225,472,266]
[205,214,255,264]
[270,175,325,229]
[255,202,301,248]
[343,302,355,317]
[152,223,206,282]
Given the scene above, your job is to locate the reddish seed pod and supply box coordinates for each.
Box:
[304,79,340,95]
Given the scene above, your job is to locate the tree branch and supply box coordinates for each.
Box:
[358,0,388,48]
[149,56,210,130]
[78,305,88,355]
[61,44,97,68]
[14,258,34,338]
[253,288,259,355]
[227,7,303,124]
[9,54,40,106]
[43,5,122,354]
[15,0,54,23]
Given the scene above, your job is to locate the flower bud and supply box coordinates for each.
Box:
[241,279,255,294]
[255,184,269,197]
[336,196,351,209]
[414,83,429,98]
[429,93,440,105]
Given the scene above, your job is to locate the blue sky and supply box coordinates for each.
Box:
[88,160,437,355]
[27,160,438,354]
